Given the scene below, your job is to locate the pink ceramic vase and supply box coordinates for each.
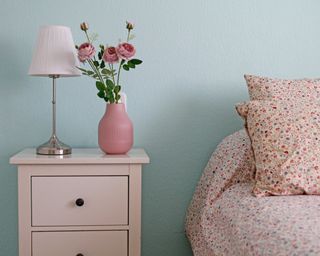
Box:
[98,103,133,154]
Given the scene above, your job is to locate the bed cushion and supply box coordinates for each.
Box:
[237,100,320,196]
[244,74,320,101]
[185,129,255,255]
[205,182,320,256]
[186,130,320,256]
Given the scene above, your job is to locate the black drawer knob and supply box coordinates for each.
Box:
[76,254,84,256]
[75,198,84,207]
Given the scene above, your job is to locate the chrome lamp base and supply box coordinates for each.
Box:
[36,75,72,155]
[37,135,72,155]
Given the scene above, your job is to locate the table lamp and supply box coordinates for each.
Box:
[29,25,81,155]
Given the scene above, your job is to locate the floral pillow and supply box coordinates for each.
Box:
[244,74,320,101]
[236,100,320,197]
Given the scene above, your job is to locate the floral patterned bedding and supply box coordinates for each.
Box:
[185,129,320,256]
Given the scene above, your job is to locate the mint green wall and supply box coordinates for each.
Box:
[1,0,320,255]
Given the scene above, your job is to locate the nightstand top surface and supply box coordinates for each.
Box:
[10,148,150,165]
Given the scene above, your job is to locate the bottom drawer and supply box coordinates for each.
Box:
[32,230,127,256]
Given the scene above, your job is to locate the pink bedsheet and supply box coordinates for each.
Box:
[185,129,320,256]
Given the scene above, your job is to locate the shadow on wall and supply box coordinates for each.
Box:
[0,39,27,155]
[140,81,244,159]
[0,37,28,88]
[0,37,52,160]
[139,81,245,255]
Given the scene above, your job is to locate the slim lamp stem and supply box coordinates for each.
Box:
[36,74,71,155]
[52,76,57,137]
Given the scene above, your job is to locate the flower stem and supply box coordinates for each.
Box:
[88,59,104,85]
[127,30,130,42]
[109,64,116,85]
[117,61,123,86]
[84,30,99,63]
[85,31,91,43]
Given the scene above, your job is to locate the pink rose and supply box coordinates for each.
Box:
[102,46,119,63]
[116,42,136,60]
[77,43,95,62]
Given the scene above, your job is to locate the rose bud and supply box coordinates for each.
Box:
[80,22,89,31]
[116,42,136,60]
[126,21,134,30]
[77,42,95,62]
[102,46,119,64]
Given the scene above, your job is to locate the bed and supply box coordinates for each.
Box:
[185,129,320,256]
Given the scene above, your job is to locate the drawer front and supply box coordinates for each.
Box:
[32,176,128,226]
[32,230,127,256]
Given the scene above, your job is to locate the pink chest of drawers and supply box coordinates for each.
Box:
[10,148,150,256]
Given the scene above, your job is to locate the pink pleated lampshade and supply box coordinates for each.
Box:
[29,25,81,77]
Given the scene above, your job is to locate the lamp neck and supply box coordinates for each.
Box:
[51,76,59,137]
[49,75,60,79]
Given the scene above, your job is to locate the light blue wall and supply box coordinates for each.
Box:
[1,0,320,255]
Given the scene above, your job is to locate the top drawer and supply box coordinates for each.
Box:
[31,176,128,226]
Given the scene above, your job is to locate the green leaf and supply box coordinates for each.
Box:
[98,52,102,60]
[128,34,136,41]
[106,79,114,88]
[97,90,105,98]
[96,81,105,91]
[100,61,105,68]
[116,94,121,101]
[87,70,94,75]
[77,67,89,72]
[104,96,109,102]
[127,62,135,68]
[108,91,115,103]
[101,69,112,75]
[130,59,143,65]
[105,86,111,93]
[89,32,98,42]
[101,69,109,75]
[93,61,99,67]
[114,85,121,94]
[123,64,130,71]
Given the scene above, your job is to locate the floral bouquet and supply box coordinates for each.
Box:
[76,21,142,103]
